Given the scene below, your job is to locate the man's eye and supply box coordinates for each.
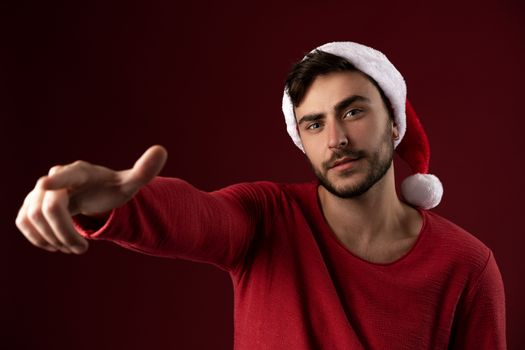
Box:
[307,122,321,130]
[343,109,362,119]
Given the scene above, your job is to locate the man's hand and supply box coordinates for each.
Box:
[15,145,168,255]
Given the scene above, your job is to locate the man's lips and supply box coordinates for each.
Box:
[330,157,360,169]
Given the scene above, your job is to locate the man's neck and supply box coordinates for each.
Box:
[317,168,421,246]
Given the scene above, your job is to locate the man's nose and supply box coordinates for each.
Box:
[327,119,348,149]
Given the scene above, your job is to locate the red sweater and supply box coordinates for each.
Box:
[74,177,506,349]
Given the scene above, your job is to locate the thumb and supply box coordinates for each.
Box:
[123,145,168,191]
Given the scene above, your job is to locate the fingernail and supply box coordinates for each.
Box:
[58,246,71,254]
[71,245,86,254]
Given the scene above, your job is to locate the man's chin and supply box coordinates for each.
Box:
[318,175,369,199]
[326,171,362,187]
[321,184,368,199]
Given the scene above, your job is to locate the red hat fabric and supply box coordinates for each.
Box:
[398,99,443,209]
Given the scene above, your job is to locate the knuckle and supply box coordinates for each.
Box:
[22,192,32,206]
[42,199,61,216]
[18,226,46,247]
[73,160,89,168]
[36,176,47,188]
[48,165,63,176]
[27,207,43,222]
[42,192,62,213]
[15,214,28,230]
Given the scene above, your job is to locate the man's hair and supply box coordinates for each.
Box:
[284,50,394,120]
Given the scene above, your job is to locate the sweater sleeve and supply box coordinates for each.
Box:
[72,176,279,272]
[449,250,507,349]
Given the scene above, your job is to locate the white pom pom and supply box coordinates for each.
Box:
[401,173,443,209]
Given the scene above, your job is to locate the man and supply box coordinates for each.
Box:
[15,41,506,349]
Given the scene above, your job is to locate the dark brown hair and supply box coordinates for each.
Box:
[284,50,394,120]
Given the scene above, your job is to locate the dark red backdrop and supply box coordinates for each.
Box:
[3,0,524,348]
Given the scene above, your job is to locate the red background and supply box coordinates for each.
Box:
[3,0,524,348]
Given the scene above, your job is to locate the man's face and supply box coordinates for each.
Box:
[294,71,398,198]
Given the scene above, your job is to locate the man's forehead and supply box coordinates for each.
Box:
[294,71,376,119]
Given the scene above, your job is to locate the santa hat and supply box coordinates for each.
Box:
[282,41,443,209]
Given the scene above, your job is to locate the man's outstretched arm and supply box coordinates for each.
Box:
[15,145,272,270]
[72,176,270,271]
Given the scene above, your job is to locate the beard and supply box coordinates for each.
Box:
[311,124,395,199]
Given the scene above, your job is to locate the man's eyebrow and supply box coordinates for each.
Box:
[297,113,324,126]
[297,95,371,126]
[334,95,371,114]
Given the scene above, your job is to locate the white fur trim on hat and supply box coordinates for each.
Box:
[282,41,407,152]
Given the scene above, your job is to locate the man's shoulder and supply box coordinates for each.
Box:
[423,209,492,270]
[212,180,317,206]
[217,180,316,197]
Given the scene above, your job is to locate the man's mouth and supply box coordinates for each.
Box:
[330,157,360,170]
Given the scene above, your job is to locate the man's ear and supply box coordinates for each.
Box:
[294,112,302,137]
[392,120,400,140]
[296,124,305,145]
